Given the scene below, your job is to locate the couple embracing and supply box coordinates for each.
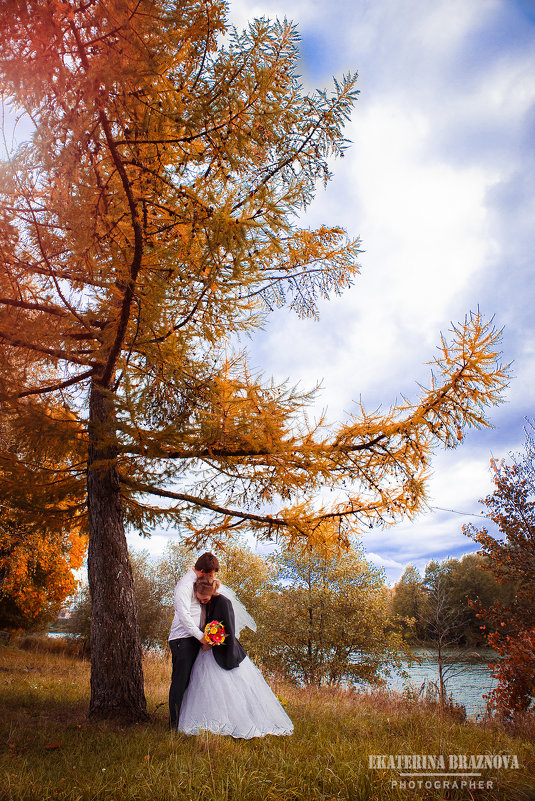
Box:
[168,551,294,739]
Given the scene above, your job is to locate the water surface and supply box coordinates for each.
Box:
[386,647,497,716]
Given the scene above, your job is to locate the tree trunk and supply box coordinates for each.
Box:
[87,382,148,722]
[437,637,446,709]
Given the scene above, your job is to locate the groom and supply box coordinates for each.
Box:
[168,551,219,730]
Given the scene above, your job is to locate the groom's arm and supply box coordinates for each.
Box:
[173,575,205,642]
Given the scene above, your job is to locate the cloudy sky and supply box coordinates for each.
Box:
[199,0,535,583]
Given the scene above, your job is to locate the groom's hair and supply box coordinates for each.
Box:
[194,552,220,573]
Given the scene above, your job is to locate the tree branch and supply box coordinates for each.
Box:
[126,433,388,461]
[0,296,69,318]
[15,368,95,398]
[0,329,98,368]
[119,475,287,527]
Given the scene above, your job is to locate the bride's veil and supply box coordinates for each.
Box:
[216,583,257,636]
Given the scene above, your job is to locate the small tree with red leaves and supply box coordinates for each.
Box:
[465,428,535,717]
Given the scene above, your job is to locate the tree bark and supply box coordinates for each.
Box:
[87,381,148,722]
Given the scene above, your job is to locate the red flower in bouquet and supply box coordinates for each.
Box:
[204,620,227,645]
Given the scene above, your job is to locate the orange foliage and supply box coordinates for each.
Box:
[0,514,86,631]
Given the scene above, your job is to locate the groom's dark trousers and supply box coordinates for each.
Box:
[169,636,201,729]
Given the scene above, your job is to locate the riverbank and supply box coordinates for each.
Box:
[2,641,535,800]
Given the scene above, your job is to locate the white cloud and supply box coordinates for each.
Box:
[366,551,405,570]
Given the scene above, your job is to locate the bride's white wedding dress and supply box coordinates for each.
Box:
[178,648,294,739]
[178,591,293,739]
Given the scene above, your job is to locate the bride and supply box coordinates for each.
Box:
[178,576,293,739]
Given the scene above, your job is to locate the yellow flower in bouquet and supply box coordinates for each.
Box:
[204,620,227,645]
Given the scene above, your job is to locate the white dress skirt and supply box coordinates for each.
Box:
[178,648,294,739]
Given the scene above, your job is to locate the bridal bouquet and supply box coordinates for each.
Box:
[204,620,227,645]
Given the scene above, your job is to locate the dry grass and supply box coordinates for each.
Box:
[1,642,534,801]
[14,634,87,659]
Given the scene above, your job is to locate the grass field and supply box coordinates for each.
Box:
[1,640,534,801]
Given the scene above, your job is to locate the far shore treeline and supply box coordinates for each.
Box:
[391,553,515,648]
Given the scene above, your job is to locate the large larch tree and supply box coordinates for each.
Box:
[0,0,507,721]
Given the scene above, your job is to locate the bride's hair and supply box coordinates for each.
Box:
[194,576,219,595]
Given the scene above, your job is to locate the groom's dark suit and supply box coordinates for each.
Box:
[205,594,246,670]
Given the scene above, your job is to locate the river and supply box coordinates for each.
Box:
[385,647,497,717]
